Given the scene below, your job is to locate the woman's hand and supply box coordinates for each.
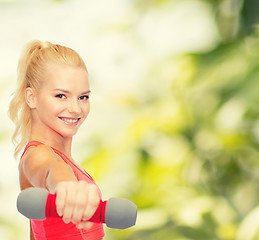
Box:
[55,180,101,229]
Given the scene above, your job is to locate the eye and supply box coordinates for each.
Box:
[55,94,66,99]
[79,95,89,100]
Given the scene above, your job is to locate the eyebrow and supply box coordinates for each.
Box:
[53,89,91,94]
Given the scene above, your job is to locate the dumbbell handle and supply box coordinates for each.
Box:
[45,193,107,223]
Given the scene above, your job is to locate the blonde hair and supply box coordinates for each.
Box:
[9,40,87,158]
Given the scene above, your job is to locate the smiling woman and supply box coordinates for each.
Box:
[25,65,90,139]
[8,40,104,240]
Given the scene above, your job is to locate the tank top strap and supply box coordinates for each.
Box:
[20,141,95,183]
[20,141,65,162]
[20,141,44,160]
[25,141,44,149]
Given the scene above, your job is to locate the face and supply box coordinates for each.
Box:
[28,64,90,138]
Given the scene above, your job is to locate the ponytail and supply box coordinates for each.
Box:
[9,40,86,158]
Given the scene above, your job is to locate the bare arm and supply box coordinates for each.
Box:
[21,145,77,192]
[20,145,100,229]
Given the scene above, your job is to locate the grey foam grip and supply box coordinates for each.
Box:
[17,187,49,220]
[105,197,137,229]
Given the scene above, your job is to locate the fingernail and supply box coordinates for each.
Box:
[84,223,91,229]
[77,224,84,229]
[57,209,63,217]
[63,218,70,224]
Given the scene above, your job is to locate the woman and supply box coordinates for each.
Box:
[9,40,104,240]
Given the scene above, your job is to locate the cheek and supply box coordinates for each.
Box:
[82,103,90,117]
[40,99,64,116]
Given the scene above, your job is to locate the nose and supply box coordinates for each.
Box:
[68,99,81,114]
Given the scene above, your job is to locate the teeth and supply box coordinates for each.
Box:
[61,118,78,123]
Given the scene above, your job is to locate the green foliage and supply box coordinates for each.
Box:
[82,1,259,239]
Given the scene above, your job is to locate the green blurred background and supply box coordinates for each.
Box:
[1,0,259,239]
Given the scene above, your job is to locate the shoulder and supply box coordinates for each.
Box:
[21,144,61,169]
[19,144,69,189]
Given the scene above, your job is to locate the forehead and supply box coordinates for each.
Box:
[43,64,89,90]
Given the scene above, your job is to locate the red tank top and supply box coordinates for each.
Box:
[20,141,104,240]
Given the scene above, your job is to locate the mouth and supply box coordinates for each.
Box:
[58,117,80,126]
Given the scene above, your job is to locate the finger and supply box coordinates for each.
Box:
[62,189,76,224]
[55,185,67,217]
[71,190,87,223]
[76,221,93,230]
[82,185,100,221]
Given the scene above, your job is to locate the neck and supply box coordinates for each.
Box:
[30,121,73,158]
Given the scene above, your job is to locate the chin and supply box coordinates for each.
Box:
[58,130,78,138]
[63,132,77,138]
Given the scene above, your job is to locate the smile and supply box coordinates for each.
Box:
[59,117,80,125]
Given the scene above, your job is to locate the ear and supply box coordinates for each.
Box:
[25,87,37,109]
